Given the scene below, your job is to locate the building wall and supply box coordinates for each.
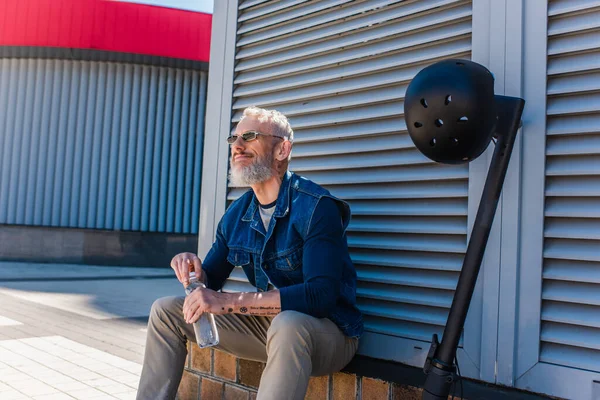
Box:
[196,1,600,399]
[0,58,207,234]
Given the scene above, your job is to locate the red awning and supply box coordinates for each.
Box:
[0,0,211,62]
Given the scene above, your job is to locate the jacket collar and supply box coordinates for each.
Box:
[242,171,292,222]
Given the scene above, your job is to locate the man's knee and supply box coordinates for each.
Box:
[267,311,312,345]
[149,296,181,322]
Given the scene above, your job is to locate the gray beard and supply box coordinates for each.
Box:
[229,152,274,186]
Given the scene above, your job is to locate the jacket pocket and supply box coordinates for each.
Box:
[226,249,251,267]
[272,246,303,271]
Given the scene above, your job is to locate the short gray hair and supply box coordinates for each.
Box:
[240,106,294,143]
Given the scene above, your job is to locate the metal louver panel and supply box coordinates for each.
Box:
[0,59,207,234]
[541,0,600,372]
[228,0,472,346]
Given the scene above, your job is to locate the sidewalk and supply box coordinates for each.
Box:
[0,261,183,400]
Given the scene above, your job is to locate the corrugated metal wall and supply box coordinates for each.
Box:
[0,58,207,234]
[226,0,472,346]
[541,0,600,372]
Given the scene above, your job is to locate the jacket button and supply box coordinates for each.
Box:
[263,264,269,270]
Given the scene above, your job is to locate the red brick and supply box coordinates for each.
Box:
[185,342,191,368]
[224,384,250,400]
[362,377,389,400]
[215,350,237,381]
[238,359,265,389]
[332,372,356,400]
[190,345,211,373]
[201,377,224,399]
[393,383,422,400]
[305,375,329,399]
[177,371,199,400]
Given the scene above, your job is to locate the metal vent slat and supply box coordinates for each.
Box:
[545,197,600,217]
[545,176,600,196]
[543,280,600,306]
[357,265,458,290]
[543,259,600,283]
[548,0,600,16]
[238,0,352,35]
[350,249,464,272]
[347,198,467,216]
[292,134,416,158]
[547,49,600,76]
[546,134,600,155]
[544,238,600,262]
[544,217,600,239]
[290,148,430,171]
[348,215,466,235]
[357,299,449,326]
[238,0,307,21]
[546,113,600,136]
[542,301,600,329]
[228,180,468,201]
[547,7,600,35]
[541,322,600,350]
[364,315,443,343]
[540,342,600,372]
[239,0,271,11]
[547,71,600,95]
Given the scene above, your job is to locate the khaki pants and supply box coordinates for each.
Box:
[137,296,358,400]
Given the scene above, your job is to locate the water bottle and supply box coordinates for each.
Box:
[185,272,219,348]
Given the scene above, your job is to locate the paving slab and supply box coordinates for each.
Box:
[0,261,186,399]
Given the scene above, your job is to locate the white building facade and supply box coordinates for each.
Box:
[198,1,600,399]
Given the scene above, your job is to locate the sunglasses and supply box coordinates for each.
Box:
[226,131,285,145]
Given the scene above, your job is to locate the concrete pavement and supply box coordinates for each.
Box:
[0,261,183,399]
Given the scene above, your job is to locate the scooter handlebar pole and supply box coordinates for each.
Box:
[422,96,525,400]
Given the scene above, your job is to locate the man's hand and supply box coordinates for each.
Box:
[170,252,203,287]
[183,288,232,323]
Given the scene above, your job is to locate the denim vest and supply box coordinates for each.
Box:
[216,171,363,338]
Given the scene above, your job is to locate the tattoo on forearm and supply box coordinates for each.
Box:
[232,292,282,316]
[248,306,281,316]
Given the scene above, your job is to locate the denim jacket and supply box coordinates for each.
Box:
[202,171,364,338]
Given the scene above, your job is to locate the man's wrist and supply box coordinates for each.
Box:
[223,292,238,314]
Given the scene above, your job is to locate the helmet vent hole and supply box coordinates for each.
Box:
[458,116,468,123]
[445,95,452,105]
[435,119,444,127]
[420,98,428,108]
[456,62,465,66]
[430,138,437,147]
[414,122,423,128]
[450,137,459,146]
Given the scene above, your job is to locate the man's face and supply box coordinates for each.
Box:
[228,117,278,186]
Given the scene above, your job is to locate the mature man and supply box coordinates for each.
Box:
[137,106,363,400]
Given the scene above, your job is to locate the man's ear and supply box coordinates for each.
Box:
[276,140,292,161]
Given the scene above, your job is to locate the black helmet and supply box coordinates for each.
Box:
[404,59,497,164]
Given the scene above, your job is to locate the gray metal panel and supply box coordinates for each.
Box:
[227,0,473,357]
[0,59,207,233]
[541,0,600,373]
